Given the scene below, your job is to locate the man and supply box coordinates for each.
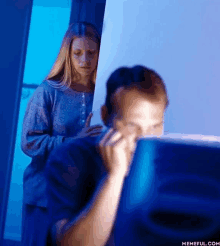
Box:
[45,65,169,246]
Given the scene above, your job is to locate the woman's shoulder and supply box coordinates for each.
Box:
[39,80,58,93]
[37,80,95,98]
[34,80,64,98]
[28,80,57,106]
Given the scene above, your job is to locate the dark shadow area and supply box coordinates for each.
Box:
[3,239,21,246]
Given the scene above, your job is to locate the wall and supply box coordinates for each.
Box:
[91,0,220,137]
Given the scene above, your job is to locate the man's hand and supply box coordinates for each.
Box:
[99,125,137,177]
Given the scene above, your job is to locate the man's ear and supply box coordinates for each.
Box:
[101,105,108,125]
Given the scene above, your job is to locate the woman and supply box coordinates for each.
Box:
[21,22,103,246]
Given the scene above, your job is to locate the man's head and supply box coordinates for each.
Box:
[101,65,169,138]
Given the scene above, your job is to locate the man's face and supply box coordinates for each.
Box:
[111,87,165,161]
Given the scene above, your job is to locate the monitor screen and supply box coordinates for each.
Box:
[115,137,220,245]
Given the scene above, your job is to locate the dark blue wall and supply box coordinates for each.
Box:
[0,0,33,243]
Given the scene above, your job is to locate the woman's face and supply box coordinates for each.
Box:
[71,37,99,81]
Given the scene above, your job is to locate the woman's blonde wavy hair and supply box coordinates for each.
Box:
[45,22,101,89]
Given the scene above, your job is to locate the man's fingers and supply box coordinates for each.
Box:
[109,134,126,148]
[99,128,115,166]
[99,128,115,149]
[99,125,137,151]
[103,130,123,146]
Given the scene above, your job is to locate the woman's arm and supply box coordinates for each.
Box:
[21,85,73,159]
[21,85,103,160]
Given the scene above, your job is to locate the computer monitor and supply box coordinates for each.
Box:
[115,136,220,245]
